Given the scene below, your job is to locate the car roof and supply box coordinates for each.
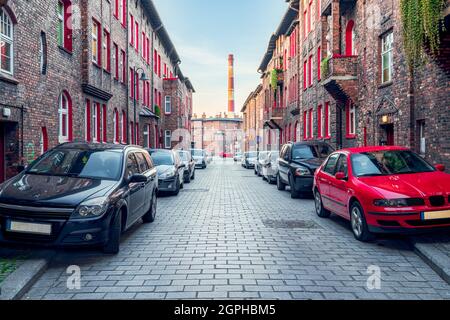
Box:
[56,142,134,151]
[291,141,330,147]
[340,146,410,154]
[147,148,173,153]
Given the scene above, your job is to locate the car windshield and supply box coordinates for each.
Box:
[27,149,123,180]
[292,145,319,160]
[351,150,435,177]
[150,152,174,166]
[269,151,279,161]
[192,150,204,157]
[259,152,269,160]
[246,152,258,158]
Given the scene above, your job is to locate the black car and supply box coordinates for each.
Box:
[0,143,158,254]
[277,142,334,198]
[147,149,185,195]
[176,150,196,183]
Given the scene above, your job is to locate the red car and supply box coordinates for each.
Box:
[313,146,450,241]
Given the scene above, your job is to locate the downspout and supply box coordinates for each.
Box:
[126,0,130,144]
[408,66,415,149]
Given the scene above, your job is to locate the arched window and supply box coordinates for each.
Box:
[113,109,119,143]
[58,91,72,143]
[40,32,47,75]
[41,127,48,154]
[0,8,14,74]
[345,20,355,56]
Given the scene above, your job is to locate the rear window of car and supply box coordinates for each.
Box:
[292,145,318,160]
[150,152,174,166]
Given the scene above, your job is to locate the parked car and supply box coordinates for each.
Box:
[262,150,280,184]
[255,151,270,176]
[313,146,450,241]
[242,152,258,169]
[191,149,207,169]
[148,149,185,196]
[277,142,334,198]
[176,150,196,183]
[0,143,158,254]
[206,152,213,164]
[234,152,242,162]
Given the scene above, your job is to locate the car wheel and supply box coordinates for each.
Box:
[289,175,301,199]
[173,178,181,196]
[276,173,286,191]
[350,201,374,242]
[103,210,122,254]
[254,168,258,175]
[184,173,191,184]
[314,189,331,218]
[142,191,157,223]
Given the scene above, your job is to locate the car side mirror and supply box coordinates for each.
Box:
[179,163,186,168]
[335,172,346,180]
[128,174,147,183]
[435,164,445,172]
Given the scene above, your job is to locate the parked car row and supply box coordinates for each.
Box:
[0,142,210,254]
[243,142,450,242]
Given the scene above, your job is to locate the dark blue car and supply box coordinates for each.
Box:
[0,142,158,254]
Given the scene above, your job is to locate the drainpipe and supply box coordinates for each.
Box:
[126,1,130,144]
[408,66,415,149]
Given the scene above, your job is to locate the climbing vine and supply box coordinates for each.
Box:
[400,0,446,67]
[270,68,283,91]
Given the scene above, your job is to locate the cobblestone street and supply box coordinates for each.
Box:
[24,160,450,300]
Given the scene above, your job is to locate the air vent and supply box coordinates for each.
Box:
[429,196,445,207]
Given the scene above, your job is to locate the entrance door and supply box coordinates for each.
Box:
[383,124,394,146]
[0,124,4,183]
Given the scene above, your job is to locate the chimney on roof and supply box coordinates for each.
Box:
[202,112,206,119]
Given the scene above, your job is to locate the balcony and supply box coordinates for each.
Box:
[264,107,285,130]
[321,55,358,103]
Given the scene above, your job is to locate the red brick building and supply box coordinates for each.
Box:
[253,0,450,169]
[0,0,194,182]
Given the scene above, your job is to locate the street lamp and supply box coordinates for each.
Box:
[130,67,149,145]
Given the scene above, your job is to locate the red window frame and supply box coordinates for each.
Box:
[346,100,356,139]
[324,102,330,139]
[114,109,120,143]
[85,99,91,142]
[96,102,101,142]
[303,111,307,140]
[158,54,161,78]
[308,108,313,139]
[92,18,102,66]
[308,55,313,87]
[146,36,150,64]
[60,0,73,52]
[114,43,119,80]
[130,68,134,98]
[303,60,307,90]
[317,46,321,81]
[102,104,107,142]
[154,50,158,73]
[345,20,355,56]
[130,14,134,45]
[135,21,139,52]
[317,105,322,138]
[142,31,146,59]
[121,110,127,143]
[121,50,126,83]
[103,29,111,72]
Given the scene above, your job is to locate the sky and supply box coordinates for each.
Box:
[153,0,287,117]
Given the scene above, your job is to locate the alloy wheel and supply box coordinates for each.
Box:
[314,192,322,214]
[351,206,363,237]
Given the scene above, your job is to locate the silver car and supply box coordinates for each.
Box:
[242,151,258,169]
[191,149,207,169]
[255,151,270,176]
[262,150,279,184]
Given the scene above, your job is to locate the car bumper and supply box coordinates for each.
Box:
[0,208,113,247]
[292,176,314,193]
[194,161,206,168]
[366,208,450,233]
[158,178,178,192]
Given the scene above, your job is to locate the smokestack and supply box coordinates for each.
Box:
[228,54,235,113]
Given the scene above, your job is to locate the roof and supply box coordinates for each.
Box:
[192,118,243,123]
[340,146,410,154]
[140,107,159,118]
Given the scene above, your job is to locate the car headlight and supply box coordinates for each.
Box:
[295,166,310,176]
[72,196,109,219]
[373,198,422,207]
[160,169,176,179]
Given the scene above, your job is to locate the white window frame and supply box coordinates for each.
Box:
[309,108,314,139]
[165,95,172,114]
[0,8,14,75]
[143,124,150,148]
[419,120,426,155]
[113,110,118,143]
[121,111,126,144]
[381,31,393,84]
[57,1,65,47]
[93,103,99,142]
[58,92,70,143]
[85,101,90,141]
[349,103,356,135]
[164,130,171,149]
[92,20,99,64]
[103,29,108,70]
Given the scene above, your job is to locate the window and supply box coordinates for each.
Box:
[346,101,356,138]
[103,29,111,72]
[308,0,313,32]
[0,8,13,74]
[129,68,134,98]
[323,153,340,175]
[121,110,127,143]
[142,32,146,59]
[92,19,101,65]
[317,46,321,81]
[113,109,119,143]
[114,0,119,19]
[113,43,119,79]
[92,102,100,142]
[57,1,72,51]
[418,120,426,155]
[308,55,313,87]
[345,20,356,56]
[145,36,150,64]
[143,124,150,148]
[135,21,139,51]
[303,111,308,140]
[164,130,171,149]
[85,99,91,142]
[121,0,127,26]
[165,96,172,114]
[58,91,72,143]
[121,49,126,83]
[317,0,321,20]
[303,61,307,90]
[381,31,393,84]
[129,14,134,45]
[308,108,313,139]
[126,153,140,179]
[317,105,323,138]
[40,32,47,75]
[154,49,158,73]
[335,155,348,176]
[41,127,48,154]
[135,152,149,173]
[324,102,330,139]
[102,104,107,142]
[303,8,307,39]
[158,54,161,78]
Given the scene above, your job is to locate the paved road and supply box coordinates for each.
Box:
[24,159,450,300]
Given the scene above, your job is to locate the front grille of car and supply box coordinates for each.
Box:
[429,196,445,207]
[406,218,450,227]
[406,198,425,206]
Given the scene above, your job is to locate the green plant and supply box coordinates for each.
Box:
[270,68,283,90]
[400,0,446,67]
[154,105,161,117]
[320,56,331,78]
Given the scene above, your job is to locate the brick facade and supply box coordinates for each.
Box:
[0,0,194,182]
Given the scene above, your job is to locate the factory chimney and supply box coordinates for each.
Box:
[228,54,235,113]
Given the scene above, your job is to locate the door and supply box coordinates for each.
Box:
[135,152,153,215]
[0,124,4,183]
[381,124,394,146]
[278,145,290,183]
[328,154,350,217]
[319,153,340,211]
[125,153,145,224]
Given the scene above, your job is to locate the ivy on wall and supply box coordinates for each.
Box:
[400,0,446,67]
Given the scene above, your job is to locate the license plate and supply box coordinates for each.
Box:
[421,210,450,220]
[6,220,52,235]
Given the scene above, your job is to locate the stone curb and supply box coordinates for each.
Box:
[412,241,450,285]
[0,250,55,300]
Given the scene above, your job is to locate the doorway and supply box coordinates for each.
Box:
[381,124,394,146]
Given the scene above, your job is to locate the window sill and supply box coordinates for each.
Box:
[346,134,356,139]
[324,136,331,140]
[0,73,19,85]
[58,45,73,55]
[378,81,393,89]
